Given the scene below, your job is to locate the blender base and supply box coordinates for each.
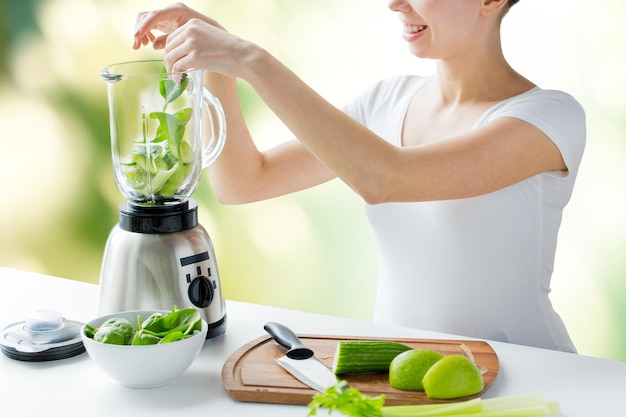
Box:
[99,200,227,339]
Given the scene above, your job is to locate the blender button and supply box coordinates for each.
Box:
[188,276,214,308]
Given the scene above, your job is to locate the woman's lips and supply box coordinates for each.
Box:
[402,24,428,42]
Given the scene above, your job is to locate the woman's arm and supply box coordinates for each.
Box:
[214,46,565,204]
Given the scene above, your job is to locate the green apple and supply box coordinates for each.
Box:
[422,354,484,399]
[389,349,444,391]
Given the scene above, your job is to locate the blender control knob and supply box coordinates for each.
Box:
[188,276,214,308]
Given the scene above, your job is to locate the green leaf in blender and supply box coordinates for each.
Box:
[159,69,189,106]
[148,162,180,194]
[123,164,147,190]
[129,144,168,175]
[151,112,184,146]
[179,141,195,164]
[158,163,192,197]
[150,107,193,160]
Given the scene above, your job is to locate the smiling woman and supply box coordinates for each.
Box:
[1,0,625,362]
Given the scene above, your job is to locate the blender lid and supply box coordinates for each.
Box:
[0,310,85,362]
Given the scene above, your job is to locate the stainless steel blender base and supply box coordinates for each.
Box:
[99,221,226,339]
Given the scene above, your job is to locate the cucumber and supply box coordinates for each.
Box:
[332,340,412,375]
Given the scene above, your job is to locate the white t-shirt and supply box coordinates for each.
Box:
[345,75,586,352]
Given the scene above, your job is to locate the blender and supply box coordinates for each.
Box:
[99,60,227,338]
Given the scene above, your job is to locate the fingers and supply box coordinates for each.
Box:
[133,11,155,48]
[162,27,188,73]
[132,3,190,50]
[132,27,155,50]
[152,34,168,50]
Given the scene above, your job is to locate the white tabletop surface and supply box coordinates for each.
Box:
[0,267,624,416]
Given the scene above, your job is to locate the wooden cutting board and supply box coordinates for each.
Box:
[222,334,499,406]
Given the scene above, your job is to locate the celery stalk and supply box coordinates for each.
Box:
[382,398,483,416]
[380,395,560,417]
[308,380,561,417]
[482,395,547,409]
[482,395,560,417]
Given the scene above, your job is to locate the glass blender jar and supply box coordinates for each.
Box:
[99,60,227,338]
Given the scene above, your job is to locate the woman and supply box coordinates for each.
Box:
[134,0,585,352]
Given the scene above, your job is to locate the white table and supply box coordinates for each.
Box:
[1,267,623,416]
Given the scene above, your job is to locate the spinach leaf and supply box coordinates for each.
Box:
[150,107,193,160]
[159,331,185,344]
[159,67,190,106]
[141,307,201,338]
[131,332,161,346]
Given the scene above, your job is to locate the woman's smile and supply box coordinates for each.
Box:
[402,23,428,42]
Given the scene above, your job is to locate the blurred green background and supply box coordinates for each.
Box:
[1,0,625,361]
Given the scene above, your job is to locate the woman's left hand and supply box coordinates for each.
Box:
[163,18,249,77]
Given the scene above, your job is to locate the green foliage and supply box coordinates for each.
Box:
[90,318,137,345]
[308,381,385,417]
[84,307,202,346]
[160,69,190,107]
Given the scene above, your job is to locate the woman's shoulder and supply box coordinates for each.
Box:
[495,87,585,118]
[360,74,432,101]
[482,87,586,135]
[487,87,586,173]
[345,74,431,122]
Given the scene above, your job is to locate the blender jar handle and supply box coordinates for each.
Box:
[201,87,227,168]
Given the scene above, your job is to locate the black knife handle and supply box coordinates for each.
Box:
[264,322,314,360]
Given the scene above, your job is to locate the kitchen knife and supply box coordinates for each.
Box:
[264,322,338,392]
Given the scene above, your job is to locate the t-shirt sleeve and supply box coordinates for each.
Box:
[344,75,431,146]
[344,77,402,125]
[495,90,587,177]
[344,76,430,123]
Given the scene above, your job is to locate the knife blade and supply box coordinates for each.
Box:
[264,322,338,392]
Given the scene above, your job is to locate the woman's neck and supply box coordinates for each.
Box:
[431,30,534,106]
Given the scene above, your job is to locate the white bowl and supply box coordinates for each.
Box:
[81,310,207,388]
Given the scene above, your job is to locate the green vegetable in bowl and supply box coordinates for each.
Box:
[132,307,202,345]
[85,306,202,346]
[140,308,201,337]
[89,318,137,345]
